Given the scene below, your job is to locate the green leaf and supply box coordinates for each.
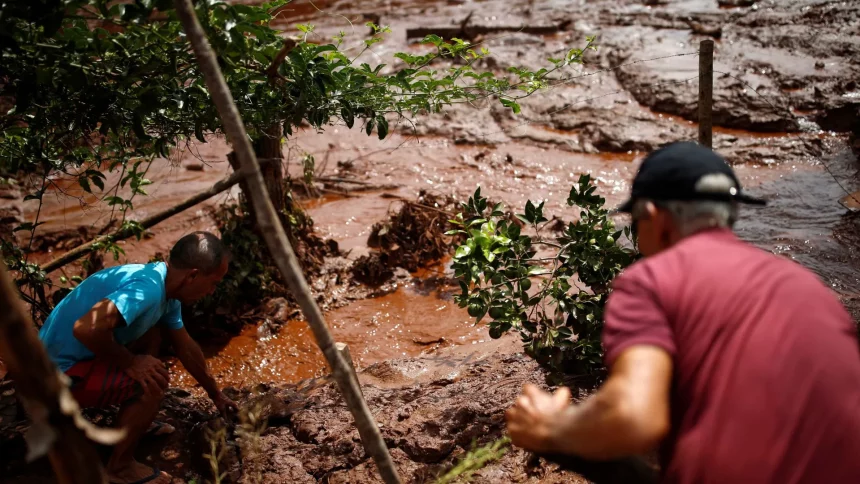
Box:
[132,113,149,140]
[195,121,207,143]
[500,98,521,114]
[79,177,91,193]
[365,117,375,136]
[527,266,549,276]
[454,244,472,259]
[90,174,104,191]
[376,116,389,140]
[341,106,354,129]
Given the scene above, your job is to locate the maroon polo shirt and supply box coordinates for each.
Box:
[603,228,860,484]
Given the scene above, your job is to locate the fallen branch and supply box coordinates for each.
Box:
[314,176,378,185]
[318,188,357,197]
[0,261,124,484]
[406,23,563,41]
[38,159,279,275]
[266,37,297,78]
[173,2,401,483]
[318,182,401,193]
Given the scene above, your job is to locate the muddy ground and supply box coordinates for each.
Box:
[2,0,860,482]
[4,340,655,484]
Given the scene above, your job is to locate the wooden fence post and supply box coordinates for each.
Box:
[171,1,401,482]
[698,39,714,148]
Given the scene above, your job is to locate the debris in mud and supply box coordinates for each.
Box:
[688,21,721,39]
[185,199,342,340]
[351,252,396,286]
[25,226,91,252]
[351,191,458,286]
[717,0,755,7]
[2,350,619,483]
[547,217,567,233]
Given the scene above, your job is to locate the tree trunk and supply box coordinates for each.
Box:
[0,261,110,484]
[172,2,402,483]
[256,126,287,215]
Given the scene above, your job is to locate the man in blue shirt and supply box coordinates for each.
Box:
[40,231,237,484]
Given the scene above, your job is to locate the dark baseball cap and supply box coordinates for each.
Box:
[617,141,766,213]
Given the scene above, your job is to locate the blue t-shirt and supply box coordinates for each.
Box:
[39,262,184,372]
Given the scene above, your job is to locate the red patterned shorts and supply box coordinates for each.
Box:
[65,360,142,408]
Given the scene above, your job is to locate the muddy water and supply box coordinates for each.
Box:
[12,0,859,392]
[171,277,489,390]
[173,128,857,392]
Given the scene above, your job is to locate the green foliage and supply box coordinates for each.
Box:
[191,202,274,319]
[450,175,637,375]
[1,237,49,292]
[0,0,594,299]
[435,437,511,484]
[189,191,317,320]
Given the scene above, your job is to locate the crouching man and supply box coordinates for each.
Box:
[39,231,238,484]
[506,142,860,483]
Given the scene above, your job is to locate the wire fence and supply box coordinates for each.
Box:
[291,38,853,204]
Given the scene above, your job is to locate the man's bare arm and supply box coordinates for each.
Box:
[507,345,673,460]
[72,299,136,369]
[71,299,170,395]
[166,326,218,396]
[166,327,237,417]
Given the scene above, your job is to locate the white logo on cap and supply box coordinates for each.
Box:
[695,173,737,195]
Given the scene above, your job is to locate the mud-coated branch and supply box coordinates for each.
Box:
[172,2,402,483]
[0,261,114,484]
[38,159,279,275]
[266,37,297,78]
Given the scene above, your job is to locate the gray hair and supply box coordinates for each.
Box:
[169,231,229,274]
[633,173,739,237]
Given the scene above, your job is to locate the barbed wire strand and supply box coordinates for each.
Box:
[472,76,700,142]
[713,69,858,204]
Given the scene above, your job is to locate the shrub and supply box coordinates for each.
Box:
[449,175,637,375]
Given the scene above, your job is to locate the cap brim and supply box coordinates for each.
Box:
[735,193,767,206]
[616,198,635,213]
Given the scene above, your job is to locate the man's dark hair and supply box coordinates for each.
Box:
[169,231,229,274]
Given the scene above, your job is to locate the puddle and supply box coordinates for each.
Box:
[170,279,487,390]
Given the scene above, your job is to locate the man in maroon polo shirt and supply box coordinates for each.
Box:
[505,141,860,483]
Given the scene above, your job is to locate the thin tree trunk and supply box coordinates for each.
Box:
[256,126,287,214]
[0,261,109,484]
[172,2,402,483]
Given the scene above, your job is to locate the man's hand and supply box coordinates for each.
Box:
[506,383,572,453]
[211,391,238,420]
[126,355,170,398]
